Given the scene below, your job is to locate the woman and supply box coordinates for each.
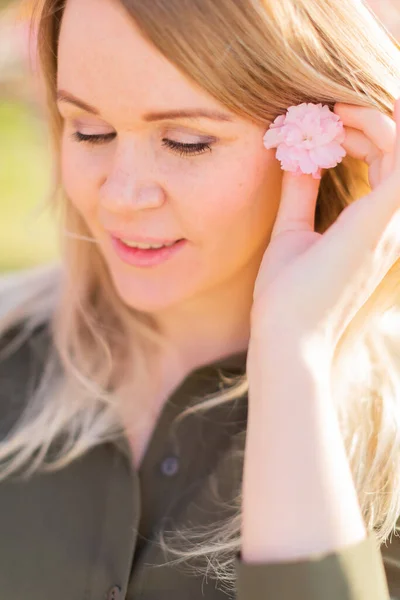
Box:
[0,0,400,598]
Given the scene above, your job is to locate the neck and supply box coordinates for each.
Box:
[149,262,255,376]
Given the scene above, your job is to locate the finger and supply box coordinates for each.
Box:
[271,172,321,238]
[342,126,382,165]
[334,103,396,154]
[342,126,395,187]
[316,99,400,263]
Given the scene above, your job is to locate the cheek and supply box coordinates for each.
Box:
[60,139,100,218]
[177,150,282,251]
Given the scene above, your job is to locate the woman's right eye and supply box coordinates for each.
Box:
[70,131,116,145]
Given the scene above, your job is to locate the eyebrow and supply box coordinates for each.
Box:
[56,90,234,122]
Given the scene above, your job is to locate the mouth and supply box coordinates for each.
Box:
[119,238,184,249]
[111,236,187,267]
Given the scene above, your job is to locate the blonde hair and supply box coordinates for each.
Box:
[1,0,400,594]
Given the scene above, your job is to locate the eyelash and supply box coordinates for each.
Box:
[69,132,212,157]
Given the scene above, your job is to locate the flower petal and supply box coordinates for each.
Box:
[298,151,319,175]
[309,142,346,168]
[264,102,347,176]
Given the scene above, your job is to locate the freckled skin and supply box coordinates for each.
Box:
[57,0,284,360]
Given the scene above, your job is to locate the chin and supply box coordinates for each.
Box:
[110,269,195,314]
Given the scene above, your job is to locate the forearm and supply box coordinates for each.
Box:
[241,335,367,563]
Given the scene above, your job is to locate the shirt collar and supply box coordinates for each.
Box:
[114,347,248,464]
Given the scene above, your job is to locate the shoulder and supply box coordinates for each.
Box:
[0,263,60,428]
[0,320,53,439]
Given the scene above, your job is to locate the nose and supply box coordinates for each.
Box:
[99,142,165,214]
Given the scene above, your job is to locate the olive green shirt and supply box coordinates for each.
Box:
[0,323,397,600]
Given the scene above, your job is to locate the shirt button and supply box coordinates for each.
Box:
[107,585,122,600]
[160,455,180,476]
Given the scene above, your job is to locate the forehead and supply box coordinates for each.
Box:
[57,0,226,123]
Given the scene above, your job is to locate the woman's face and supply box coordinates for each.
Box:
[57,0,283,314]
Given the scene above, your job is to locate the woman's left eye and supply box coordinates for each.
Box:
[161,138,212,157]
[70,131,212,156]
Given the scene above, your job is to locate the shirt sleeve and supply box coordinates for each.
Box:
[235,535,390,600]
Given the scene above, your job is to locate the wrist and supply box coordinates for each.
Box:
[243,342,366,559]
[247,326,333,390]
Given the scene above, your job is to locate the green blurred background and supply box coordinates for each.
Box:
[1,0,399,274]
[1,0,57,273]
[1,98,57,270]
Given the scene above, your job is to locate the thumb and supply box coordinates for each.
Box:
[271,171,322,239]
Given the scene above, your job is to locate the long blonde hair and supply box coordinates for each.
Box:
[1,0,400,594]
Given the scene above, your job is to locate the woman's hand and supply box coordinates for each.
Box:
[250,98,400,354]
[242,99,400,564]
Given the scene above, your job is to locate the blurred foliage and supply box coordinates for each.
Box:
[0,0,57,272]
[0,98,57,271]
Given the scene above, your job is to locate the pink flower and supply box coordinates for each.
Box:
[263,103,346,179]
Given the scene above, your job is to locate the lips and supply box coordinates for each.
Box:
[120,238,181,249]
[110,236,187,267]
[108,230,184,246]
[120,238,183,249]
